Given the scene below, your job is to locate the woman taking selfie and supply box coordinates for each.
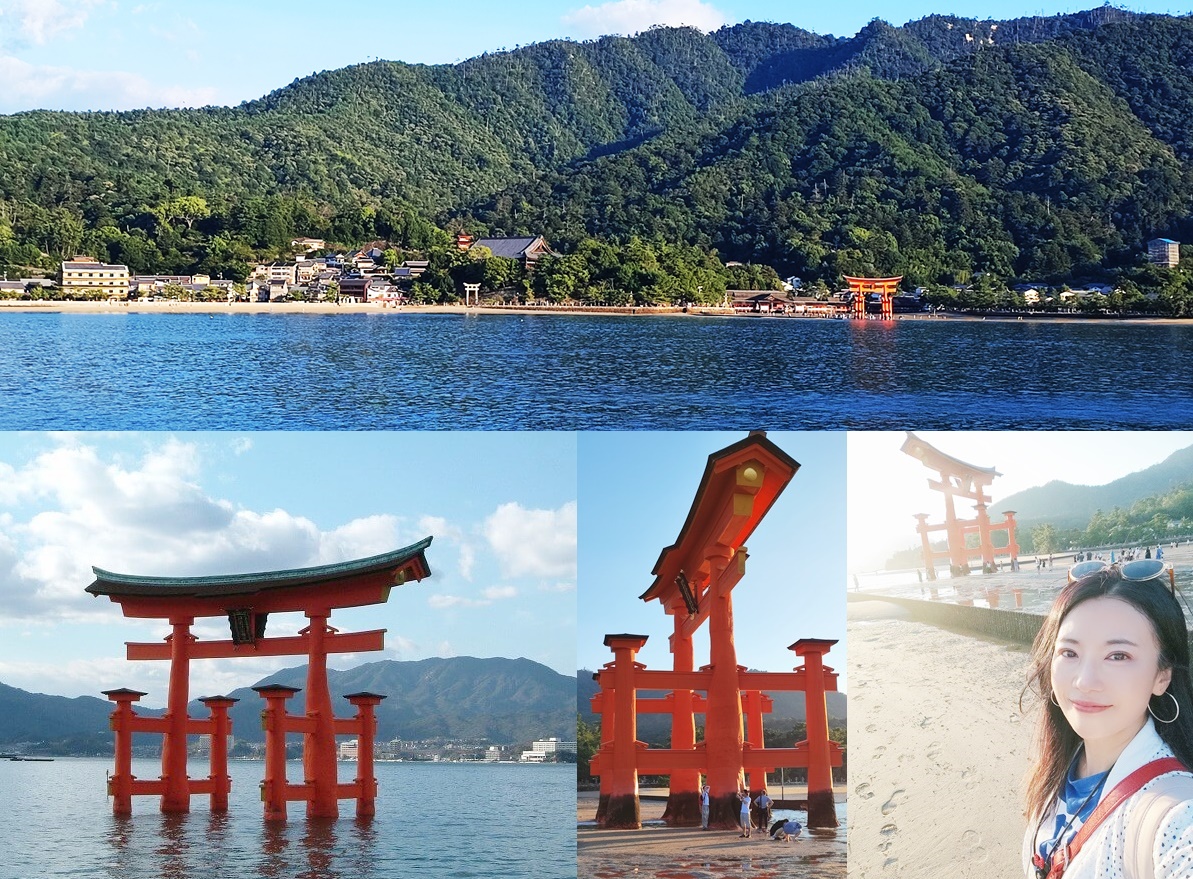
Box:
[1023,561,1193,878]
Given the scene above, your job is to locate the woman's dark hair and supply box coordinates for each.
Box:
[1023,568,1193,821]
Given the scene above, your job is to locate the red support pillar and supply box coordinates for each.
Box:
[793,639,838,828]
[346,692,385,818]
[975,502,995,569]
[662,607,700,826]
[1004,511,1020,561]
[593,677,614,824]
[705,548,747,828]
[600,633,649,829]
[303,610,340,819]
[161,617,195,812]
[200,696,238,812]
[914,514,937,581]
[104,688,147,816]
[256,684,299,821]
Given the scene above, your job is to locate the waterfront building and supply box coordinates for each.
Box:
[60,256,130,298]
[520,737,576,762]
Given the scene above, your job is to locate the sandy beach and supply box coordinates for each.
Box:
[1,299,1190,325]
[577,787,847,879]
[848,599,1035,879]
[0,300,719,316]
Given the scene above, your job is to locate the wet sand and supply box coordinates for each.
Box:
[848,600,1034,879]
[577,789,847,879]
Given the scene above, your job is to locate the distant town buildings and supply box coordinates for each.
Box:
[1148,237,1180,267]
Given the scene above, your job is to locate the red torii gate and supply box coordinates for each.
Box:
[845,275,902,320]
[901,432,1019,580]
[87,539,432,819]
[589,433,842,830]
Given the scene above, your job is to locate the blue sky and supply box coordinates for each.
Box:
[0,1,1185,113]
[0,432,576,705]
[578,431,848,692]
[847,431,1193,571]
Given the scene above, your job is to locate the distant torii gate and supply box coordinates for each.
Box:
[87,540,432,819]
[589,432,842,831]
[901,432,1019,580]
[845,275,902,320]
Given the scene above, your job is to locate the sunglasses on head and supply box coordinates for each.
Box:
[1066,557,1175,594]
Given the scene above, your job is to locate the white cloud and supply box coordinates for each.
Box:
[427,594,489,609]
[562,0,727,37]
[0,54,219,113]
[418,514,475,580]
[0,0,107,46]
[483,501,576,580]
[482,585,518,600]
[0,438,411,623]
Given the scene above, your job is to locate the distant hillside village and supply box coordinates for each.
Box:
[3,233,1186,317]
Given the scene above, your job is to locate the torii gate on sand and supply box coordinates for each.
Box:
[589,432,842,830]
[86,539,432,819]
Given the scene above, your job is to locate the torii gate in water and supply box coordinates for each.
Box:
[87,540,432,819]
[589,432,842,830]
[901,432,1019,579]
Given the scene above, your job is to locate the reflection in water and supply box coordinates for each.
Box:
[23,760,569,879]
[299,818,341,879]
[154,813,190,879]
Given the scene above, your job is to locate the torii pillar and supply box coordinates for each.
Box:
[704,546,748,827]
[661,599,701,826]
[794,639,838,827]
[601,634,649,829]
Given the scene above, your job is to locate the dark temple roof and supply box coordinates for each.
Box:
[86,538,433,599]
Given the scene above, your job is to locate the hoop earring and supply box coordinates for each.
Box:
[1149,692,1180,724]
[1050,692,1060,707]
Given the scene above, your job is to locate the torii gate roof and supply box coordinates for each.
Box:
[641,432,798,605]
[900,432,1000,479]
[86,537,433,618]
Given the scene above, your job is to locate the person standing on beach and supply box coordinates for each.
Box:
[700,784,710,830]
[738,789,752,837]
[754,788,773,829]
[1022,562,1193,878]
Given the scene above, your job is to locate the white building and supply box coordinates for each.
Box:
[519,737,577,762]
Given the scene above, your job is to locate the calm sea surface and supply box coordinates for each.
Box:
[0,759,573,879]
[2,313,1191,429]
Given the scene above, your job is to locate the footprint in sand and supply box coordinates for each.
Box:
[962,828,989,863]
[881,790,906,815]
[866,723,878,733]
[855,782,874,800]
[874,745,886,756]
[883,857,899,870]
[880,823,898,837]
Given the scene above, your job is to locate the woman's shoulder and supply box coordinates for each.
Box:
[1129,774,1193,879]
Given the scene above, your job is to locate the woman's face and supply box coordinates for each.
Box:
[1051,596,1172,761]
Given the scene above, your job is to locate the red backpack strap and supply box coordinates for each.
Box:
[1047,758,1187,879]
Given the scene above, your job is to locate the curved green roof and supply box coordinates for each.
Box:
[86,537,432,599]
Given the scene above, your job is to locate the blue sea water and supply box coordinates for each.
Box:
[2,312,1191,429]
[0,758,573,879]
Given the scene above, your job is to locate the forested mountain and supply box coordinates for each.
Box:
[0,656,572,748]
[3,8,1193,296]
[995,443,1193,529]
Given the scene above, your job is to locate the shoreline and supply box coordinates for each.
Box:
[1,300,1190,325]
